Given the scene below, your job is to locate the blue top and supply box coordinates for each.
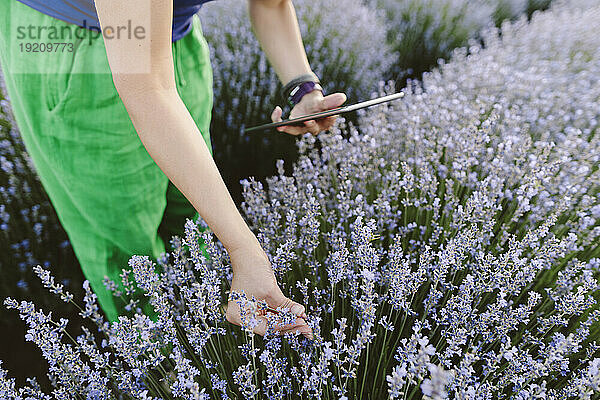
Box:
[16,0,215,42]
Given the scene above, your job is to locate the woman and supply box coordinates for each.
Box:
[0,0,347,338]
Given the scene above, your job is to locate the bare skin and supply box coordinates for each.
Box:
[93,0,345,338]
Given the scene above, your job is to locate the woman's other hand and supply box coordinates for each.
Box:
[270,90,347,136]
[225,244,313,339]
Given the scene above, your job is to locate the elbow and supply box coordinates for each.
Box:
[248,0,290,8]
[110,73,178,118]
[111,72,176,103]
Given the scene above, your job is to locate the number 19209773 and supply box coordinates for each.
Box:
[19,42,74,52]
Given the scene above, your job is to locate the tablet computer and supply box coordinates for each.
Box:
[243,92,404,133]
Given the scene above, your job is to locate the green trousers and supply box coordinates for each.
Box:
[0,1,213,321]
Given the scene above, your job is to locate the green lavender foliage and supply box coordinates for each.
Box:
[372,0,494,82]
[486,0,528,26]
[527,0,554,16]
[367,0,553,84]
[200,0,394,205]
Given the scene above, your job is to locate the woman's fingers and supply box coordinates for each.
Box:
[225,300,243,326]
[270,93,345,136]
[269,315,313,340]
[255,317,313,339]
[231,307,312,339]
[312,92,347,132]
[304,120,320,135]
[315,115,337,132]
[270,105,283,122]
[268,298,312,339]
[271,106,307,136]
[280,298,307,319]
[259,314,312,338]
[291,303,307,320]
[275,320,313,340]
[226,298,313,339]
[274,116,328,136]
[321,92,347,110]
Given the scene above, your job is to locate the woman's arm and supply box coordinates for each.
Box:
[248,0,347,136]
[247,0,312,86]
[93,0,259,255]
[93,0,312,337]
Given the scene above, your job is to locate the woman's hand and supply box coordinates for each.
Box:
[271,90,347,136]
[225,244,313,339]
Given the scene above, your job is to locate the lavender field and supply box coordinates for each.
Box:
[1,0,599,398]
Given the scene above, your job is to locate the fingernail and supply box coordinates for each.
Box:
[291,304,303,316]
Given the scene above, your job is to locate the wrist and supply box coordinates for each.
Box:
[280,72,322,106]
[289,81,324,107]
[224,229,264,260]
[296,88,322,104]
[225,232,259,253]
[228,239,270,273]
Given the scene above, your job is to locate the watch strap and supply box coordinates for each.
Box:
[281,73,320,105]
[289,81,323,107]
